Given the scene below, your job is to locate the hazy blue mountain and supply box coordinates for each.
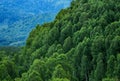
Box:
[0,0,72,46]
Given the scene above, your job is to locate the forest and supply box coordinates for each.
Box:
[0,0,120,81]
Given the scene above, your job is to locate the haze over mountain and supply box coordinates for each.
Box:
[0,0,72,46]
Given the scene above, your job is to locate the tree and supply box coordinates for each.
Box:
[52,64,67,79]
[63,36,72,53]
[91,36,105,68]
[110,36,120,55]
[106,55,115,77]
[116,54,120,80]
[94,60,104,81]
[60,22,72,43]
[52,78,70,81]
[28,71,42,81]
[48,27,59,45]
[0,64,9,80]
[102,78,116,81]
[0,58,18,80]
[46,44,56,57]
[80,0,88,3]
[80,55,89,81]
[94,53,105,81]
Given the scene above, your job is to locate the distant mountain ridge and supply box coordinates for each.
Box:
[0,0,72,46]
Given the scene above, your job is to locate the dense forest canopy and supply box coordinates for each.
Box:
[0,0,120,81]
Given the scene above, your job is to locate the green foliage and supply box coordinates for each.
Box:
[0,64,9,80]
[80,55,89,81]
[52,64,68,78]
[106,55,115,77]
[0,0,120,81]
[94,53,105,81]
[28,71,42,81]
[115,54,120,79]
[63,36,72,53]
[47,27,59,45]
[52,78,70,81]
[102,78,117,81]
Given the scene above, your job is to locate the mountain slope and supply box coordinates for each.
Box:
[0,0,120,81]
[18,0,120,81]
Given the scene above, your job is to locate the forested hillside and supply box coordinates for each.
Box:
[0,0,120,81]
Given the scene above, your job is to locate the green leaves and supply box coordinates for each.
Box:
[94,53,105,81]
[80,55,89,81]
[106,55,115,77]
[52,78,70,81]
[1,0,120,81]
[52,64,67,78]
[63,36,72,53]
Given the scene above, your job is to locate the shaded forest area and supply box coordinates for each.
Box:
[0,0,120,81]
